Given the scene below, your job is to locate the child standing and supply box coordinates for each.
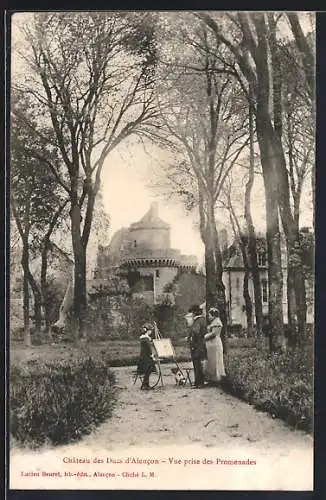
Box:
[136,323,157,390]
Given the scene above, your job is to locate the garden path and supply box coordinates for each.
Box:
[10,363,313,490]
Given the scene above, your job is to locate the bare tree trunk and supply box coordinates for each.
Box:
[204,244,218,311]
[214,243,228,354]
[237,233,253,337]
[257,119,306,348]
[269,14,307,345]
[41,238,51,333]
[71,203,87,343]
[41,200,68,334]
[12,198,32,347]
[198,188,224,344]
[246,86,263,336]
[286,13,315,101]
[273,135,307,343]
[27,270,42,337]
[209,194,228,353]
[243,264,253,336]
[265,191,284,352]
[286,244,298,346]
[199,11,310,347]
[251,17,286,351]
[256,119,285,351]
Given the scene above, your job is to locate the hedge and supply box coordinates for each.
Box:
[10,356,116,447]
[222,345,313,433]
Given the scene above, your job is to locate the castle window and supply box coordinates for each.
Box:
[236,277,240,291]
[134,240,137,248]
[261,279,268,303]
[155,269,160,278]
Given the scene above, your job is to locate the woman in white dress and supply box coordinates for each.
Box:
[204,308,226,384]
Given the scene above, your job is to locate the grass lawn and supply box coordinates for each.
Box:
[10,337,257,367]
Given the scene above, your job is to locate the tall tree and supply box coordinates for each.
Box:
[244,85,263,337]
[11,92,71,338]
[281,38,314,343]
[11,112,67,341]
[198,11,315,349]
[12,12,159,340]
[154,18,249,347]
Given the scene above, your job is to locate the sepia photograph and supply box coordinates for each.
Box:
[8,10,314,491]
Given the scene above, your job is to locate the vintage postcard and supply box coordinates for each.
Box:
[8,10,314,491]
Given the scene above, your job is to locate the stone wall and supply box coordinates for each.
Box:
[129,227,170,251]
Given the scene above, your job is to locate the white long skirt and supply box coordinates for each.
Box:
[205,337,226,382]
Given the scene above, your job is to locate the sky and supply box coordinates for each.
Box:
[99,144,205,261]
[98,139,313,268]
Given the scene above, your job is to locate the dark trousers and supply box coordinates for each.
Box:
[141,370,150,388]
[192,358,205,387]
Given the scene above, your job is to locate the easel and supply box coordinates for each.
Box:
[133,322,192,388]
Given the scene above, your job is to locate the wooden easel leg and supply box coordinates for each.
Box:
[157,359,164,387]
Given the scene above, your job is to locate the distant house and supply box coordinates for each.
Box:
[222,234,314,327]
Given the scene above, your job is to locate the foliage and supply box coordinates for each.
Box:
[223,344,313,433]
[154,303,188,339]
[84,297,155,340]
[84,288,192,341]
[163,271,206,313]
[10,355,116,447]
[12,12,161,338]
[11,93,70,341]
[11,96,67,241]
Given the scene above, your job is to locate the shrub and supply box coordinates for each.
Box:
[84,297,156,341]
[10,355,116,447]
[84,297,189,341]
[223,345,313,433]
[154,304,188,340]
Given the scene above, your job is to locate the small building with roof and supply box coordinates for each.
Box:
[223,240,270,327]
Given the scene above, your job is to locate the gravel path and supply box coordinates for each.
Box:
[10,363,313,491]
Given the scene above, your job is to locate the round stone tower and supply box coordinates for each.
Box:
[92,202,198,305]
[128,202,171,251]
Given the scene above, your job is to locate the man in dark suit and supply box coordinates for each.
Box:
[186,305,207,388]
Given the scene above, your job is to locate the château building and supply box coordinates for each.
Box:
[92,202,201,305]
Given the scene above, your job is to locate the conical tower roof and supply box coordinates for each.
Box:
[130,202,170,230]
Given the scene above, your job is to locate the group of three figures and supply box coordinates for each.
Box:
[136,304,226,390]
[185,304,226,389]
